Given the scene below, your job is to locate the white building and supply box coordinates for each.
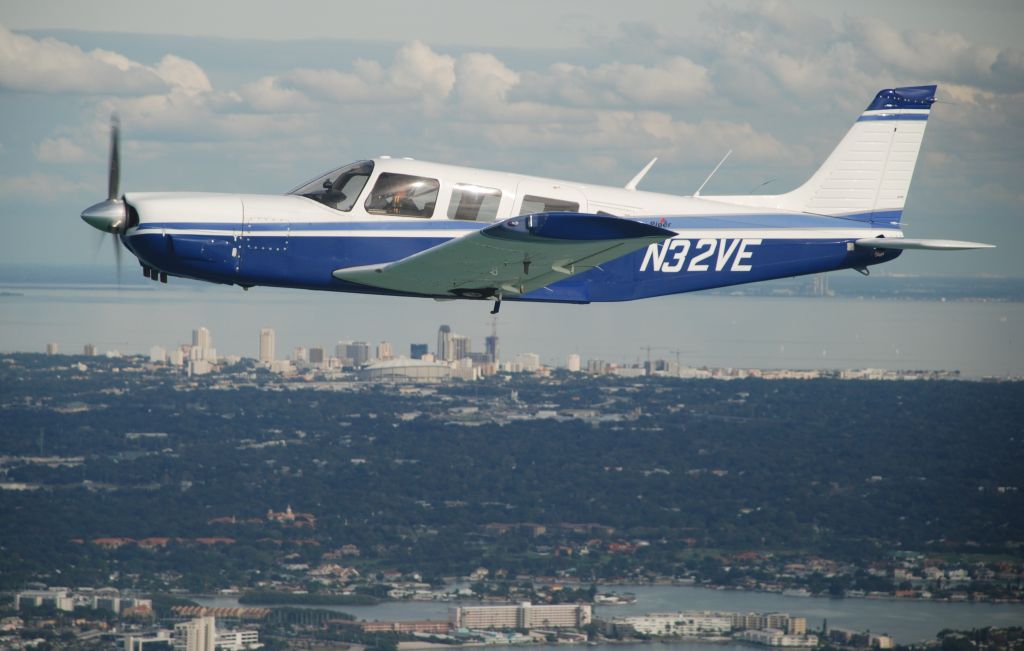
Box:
[449,603,591,630]
[566,353,581,372]
[216,629,262,650]
[358,358,451,382]
[512,352,541,372]
[174,616,216,651]
[15,588,74,612]
[377,340,394,361]
[124,629,173,651]
[192,327,213,361]
[46,342,59,355]
[737,629,819,647]
[258,328,275,363]
[612,612,732,637]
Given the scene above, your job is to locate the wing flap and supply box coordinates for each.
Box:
[333,212,673,298]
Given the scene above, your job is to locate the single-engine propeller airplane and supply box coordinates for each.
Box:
[81,84,992,313]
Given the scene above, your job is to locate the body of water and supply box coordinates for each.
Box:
[1,280,1022,377]
[194,584,1024,643]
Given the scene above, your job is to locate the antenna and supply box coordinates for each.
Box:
[625,158,658,191]
[693,149,732,197]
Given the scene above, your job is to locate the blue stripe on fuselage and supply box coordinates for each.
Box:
[125,227,899,304]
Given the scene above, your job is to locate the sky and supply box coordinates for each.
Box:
[0,0,1022,279]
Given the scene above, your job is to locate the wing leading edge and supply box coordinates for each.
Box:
[332,212,674,299]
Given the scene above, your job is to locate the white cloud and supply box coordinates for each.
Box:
[0,24,167,95]
[35,136,92,163]
[0,172,90,199]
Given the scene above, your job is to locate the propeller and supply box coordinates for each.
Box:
[81,116,127,233]
[81,116,128,281]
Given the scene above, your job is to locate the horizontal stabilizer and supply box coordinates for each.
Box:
[855,238,995,251]
[333,212,673,298]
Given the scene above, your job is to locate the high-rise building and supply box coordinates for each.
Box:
[334,341,351,359]
[174,616,216,651]
[293,346,308,363]
[377,340,393,361]
[567,353,581,372]
[259,328,275,363]
[410,343,428,359]
[347,341,371,366]
[437,325,453,361]
[192,327,210,352]
[485,316,499,364]
[83,344,97,356]
[309,347,325,365]
[46,342,59,355]
[452,334,471,361]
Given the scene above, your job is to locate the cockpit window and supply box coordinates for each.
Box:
[448,183,502,221]
[364,173,439,218]
[288,160,374,211]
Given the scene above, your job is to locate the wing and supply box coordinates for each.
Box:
[332,212,673,298]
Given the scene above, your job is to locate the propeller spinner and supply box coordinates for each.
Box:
[81,116,127,233]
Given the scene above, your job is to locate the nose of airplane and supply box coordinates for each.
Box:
[81,198,126,233]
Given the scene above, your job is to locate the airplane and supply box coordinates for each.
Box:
[81,84,992,314]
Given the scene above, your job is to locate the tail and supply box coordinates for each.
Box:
[724,85,937,227]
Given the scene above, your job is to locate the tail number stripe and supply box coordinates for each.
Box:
[640,238,762,273]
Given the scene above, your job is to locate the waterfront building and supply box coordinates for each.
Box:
[258,328,275,363]
[611,612,732,637]
[736,628,819,647]
[448,603,591,630]
[361,620,449,634]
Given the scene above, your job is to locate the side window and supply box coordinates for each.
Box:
[518,194,579,215]
[365,173,439,218]
[448,184,502,221]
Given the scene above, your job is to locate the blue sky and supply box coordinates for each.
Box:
[0,0,1021,275]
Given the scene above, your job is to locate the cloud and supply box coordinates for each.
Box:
[0,172,90,199]
[35,137,92,163]
[0,24,167,95]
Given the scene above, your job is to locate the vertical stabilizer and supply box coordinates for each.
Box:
[782,85,936,224]
[720,85,936,226]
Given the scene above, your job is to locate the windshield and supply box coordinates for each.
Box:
[288,160,374,211]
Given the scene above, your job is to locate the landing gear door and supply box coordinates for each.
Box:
[514,182,587,216]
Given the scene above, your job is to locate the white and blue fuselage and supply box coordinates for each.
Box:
[86,85,989,305]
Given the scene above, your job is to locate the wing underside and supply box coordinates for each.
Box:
[332,212,673,298]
